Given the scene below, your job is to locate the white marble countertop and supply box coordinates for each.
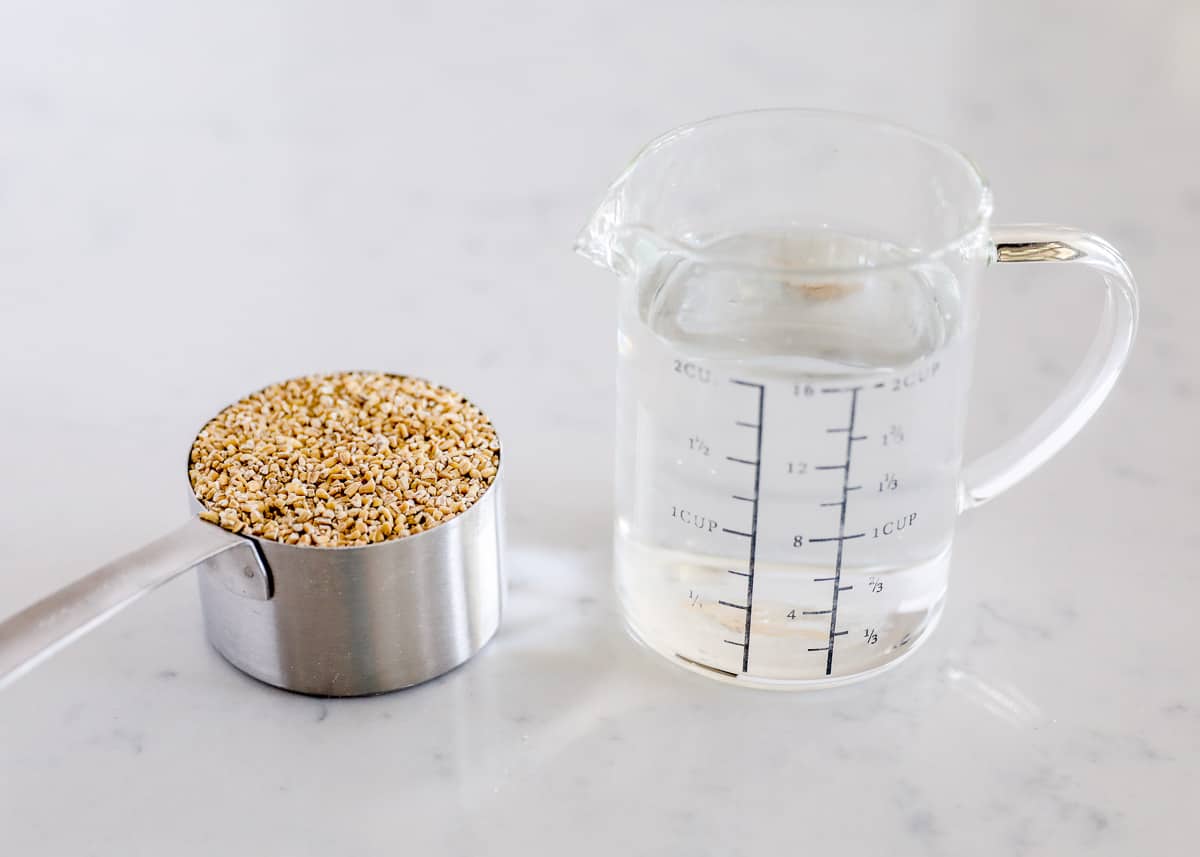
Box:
[1,2,1197,854]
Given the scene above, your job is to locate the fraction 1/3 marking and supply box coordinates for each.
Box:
[808,386,864,675]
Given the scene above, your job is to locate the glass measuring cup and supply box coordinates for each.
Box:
[577,109,1138,688]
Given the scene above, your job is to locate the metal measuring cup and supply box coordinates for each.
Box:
[0,381,504,696]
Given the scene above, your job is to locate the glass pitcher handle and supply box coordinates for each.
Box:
[960,224,1139,510]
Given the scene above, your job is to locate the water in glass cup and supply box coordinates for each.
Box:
[615,229,972,687]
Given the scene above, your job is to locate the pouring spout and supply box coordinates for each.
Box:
[575,131,687,279]
[574,189,633,277]
[575,194,679,281]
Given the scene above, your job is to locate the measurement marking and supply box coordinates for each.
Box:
[726,456,758,466]
[728,378,766,674]
[821,385,863,394]
[815,464,848,471]
[808,646,830,652]
[732,495,754,503]
[719,600,748,610]
[838,585,853,592]
[803,609,832,615]
[830,428,867,443]
[735,421,759,429]
[730,379,762,389]
[724,639,746,648]
[722,528,752,538]
[676,653,739,678]
[823,387,860,676]
[873,382,886,389]
[813,576,836,582]
[819,500,844,507]
[846,485,862,492]
[808,533,865,543]
[833,630,848,637]
[727,569,749,577]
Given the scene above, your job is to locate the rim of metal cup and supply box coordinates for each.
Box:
[183,370,503,554]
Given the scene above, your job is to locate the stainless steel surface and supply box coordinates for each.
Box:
[0,414,504,698]
[203,535,274,601]
[194,472,504,696]
[0,518,268,691]
[994,233,1087,263]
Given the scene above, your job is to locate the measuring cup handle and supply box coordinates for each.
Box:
[960,224,1139,510]
[0,518,269,691]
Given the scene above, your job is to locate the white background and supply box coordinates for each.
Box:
[1,2,1197,855]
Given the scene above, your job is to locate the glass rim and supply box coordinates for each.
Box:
[627,107,995,276]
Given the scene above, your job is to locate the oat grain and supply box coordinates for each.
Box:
[189,372,499,547]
